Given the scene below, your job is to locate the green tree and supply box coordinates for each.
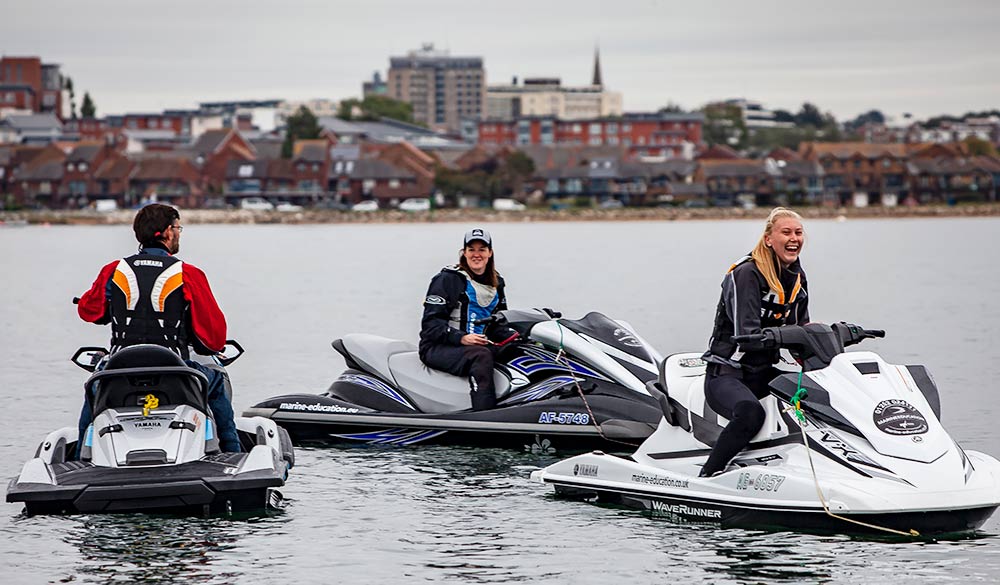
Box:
[496,150,536,198]
[702,103,747,148]
[361,96,414,123]
[64,76,76,119]
[963,136,999,157]
[794,102,825,128]
[846,109,885,130]
[658,101,685,114]
[338,96,415,124]
[337,98,362,120]
[281,106,321,159]
[80,92,96,118]
[773,109,795,123]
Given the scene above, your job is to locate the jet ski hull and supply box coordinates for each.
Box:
[532,446,1000,537]
[545,478,996,536]
[245,390,661,452]
[7,452,286,516]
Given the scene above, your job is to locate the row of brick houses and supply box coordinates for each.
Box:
[0,127,441,209]
[3,132,999,209]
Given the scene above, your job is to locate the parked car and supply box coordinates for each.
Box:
[399,198,431,212]
[240,197,274,211]
[492,198,526,211]
[598,199,624,209]
[351,200,379,212]
[315,198,350,211]
[275,202,304,212]
[94,199,119,212]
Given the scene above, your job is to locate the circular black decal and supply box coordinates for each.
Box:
[872,400,928,435]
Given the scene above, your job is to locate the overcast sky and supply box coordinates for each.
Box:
[4,0,998,122]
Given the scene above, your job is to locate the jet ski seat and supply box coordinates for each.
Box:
[387,352,512,413]
[659,353,786,448]
[337,334,512,413]
[85,344,210,418]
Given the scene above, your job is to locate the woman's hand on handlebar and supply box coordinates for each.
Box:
[461,333,490,346]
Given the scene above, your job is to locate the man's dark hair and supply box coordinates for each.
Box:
[133,204,180,247]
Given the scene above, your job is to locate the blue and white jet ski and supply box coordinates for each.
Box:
[532,322,1000,536]
[245,309,664,453]
[7,343,295,515]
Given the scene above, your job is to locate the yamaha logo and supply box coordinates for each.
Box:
[872,399,928,436]
[613,328,643,348]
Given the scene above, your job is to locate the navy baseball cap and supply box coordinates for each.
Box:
[463,228,492,247]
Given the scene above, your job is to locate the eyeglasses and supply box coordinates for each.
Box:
[170,225,184,232]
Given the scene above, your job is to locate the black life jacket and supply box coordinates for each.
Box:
[108,253,189,358]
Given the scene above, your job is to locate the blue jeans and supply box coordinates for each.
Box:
[77,360,242,456]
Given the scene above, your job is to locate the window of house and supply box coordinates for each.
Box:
[389,179,401,189]
[66,162,76,172]
[79,162,88,172]
[572,124,582,133]
[607,136,619,145]
[312,163,319,172]
[589,123,602,134]
[346,161,354,173]
[297,163,306,172]
[238,164,253,178]
[363,179,375,193]
[606,123,618,134]
[638,136,646,145]
[589,136,603,146]
[882,158,891,168]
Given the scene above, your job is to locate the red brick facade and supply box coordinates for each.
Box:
[478,114,703,158]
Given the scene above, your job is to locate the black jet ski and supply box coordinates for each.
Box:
[532,323,1000,536]
[7,343,295,516]
[244,309,663,453]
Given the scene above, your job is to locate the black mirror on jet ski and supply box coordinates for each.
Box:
[71,347,109,372]
[217,339,245,367]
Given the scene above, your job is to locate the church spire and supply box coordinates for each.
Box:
[592,45,603,87]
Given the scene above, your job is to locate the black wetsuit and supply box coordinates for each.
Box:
[418,266,508,410]
[700,255,809,476]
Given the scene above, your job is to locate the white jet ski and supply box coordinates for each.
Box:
[531,322,1000,536]
[7,343,295,515]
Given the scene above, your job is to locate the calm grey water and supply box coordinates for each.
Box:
[1,218,999,584]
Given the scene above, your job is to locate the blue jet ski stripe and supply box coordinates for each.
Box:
[333,428,447,445]
[507,376,580,404]
[339,373,414,410]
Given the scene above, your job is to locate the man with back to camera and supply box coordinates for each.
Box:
[75,204,241,453]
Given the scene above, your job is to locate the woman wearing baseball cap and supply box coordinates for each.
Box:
[418,228,508,410]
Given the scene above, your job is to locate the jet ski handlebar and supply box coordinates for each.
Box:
[472,308,562,327]
[733,322,885,371]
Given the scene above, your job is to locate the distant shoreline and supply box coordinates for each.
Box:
[2,204,999,225]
